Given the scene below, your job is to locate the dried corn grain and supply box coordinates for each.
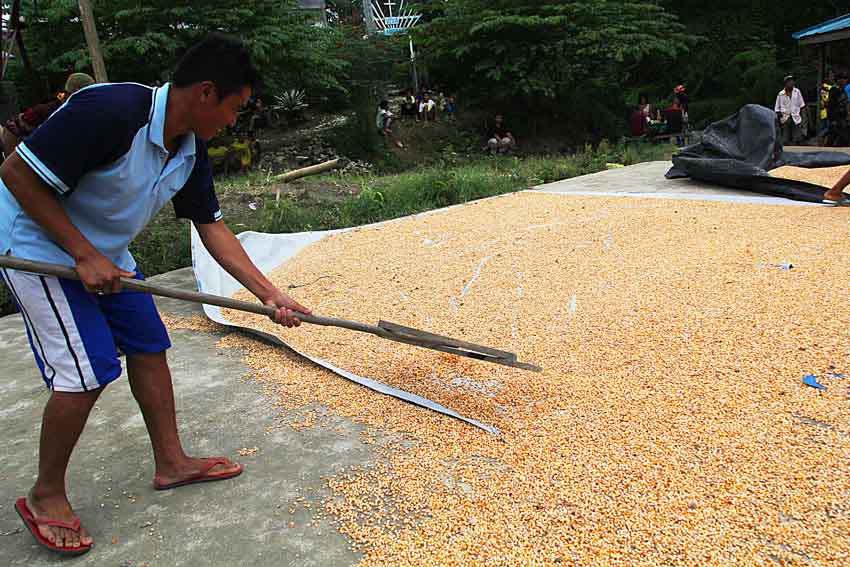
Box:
[213,193,849,566]
[769,165,850,188]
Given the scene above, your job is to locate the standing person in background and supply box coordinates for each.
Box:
[445,95,457,120]
[843,70,850,102]
[820,70,834,144]
[376,100,404,148]
[1,73,95,158]
[775,75,805,145]
[674,84,689,142]
[673,84,689,113]
[672,85,689,145]
[826,74,850,147]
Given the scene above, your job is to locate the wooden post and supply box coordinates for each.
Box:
[817,45,824,146]
[78,0,108,83]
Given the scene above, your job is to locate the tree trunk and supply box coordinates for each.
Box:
[78,0,108,83]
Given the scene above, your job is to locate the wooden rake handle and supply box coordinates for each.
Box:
[0,256,541,372]
[0,255,368,331]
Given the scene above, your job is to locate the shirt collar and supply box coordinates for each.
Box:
[149,83,196,158]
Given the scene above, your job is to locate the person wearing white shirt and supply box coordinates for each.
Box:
[419,93,437,122]
[775,75,806,145]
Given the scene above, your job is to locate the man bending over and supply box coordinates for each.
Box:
[1,34,309,555]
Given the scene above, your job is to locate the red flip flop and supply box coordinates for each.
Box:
[153,457,243,490]
[14,497,92,556]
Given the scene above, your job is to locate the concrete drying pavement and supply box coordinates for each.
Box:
[0,267,368,567]
[0,161,830,565]
[532,160,817,206]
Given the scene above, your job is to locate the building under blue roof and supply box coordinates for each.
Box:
[793,13,850,45]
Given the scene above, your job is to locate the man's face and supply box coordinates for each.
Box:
[495,115,503,125]
[785,80,795,91]
[192,81,251,141]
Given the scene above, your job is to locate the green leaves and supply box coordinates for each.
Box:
[17,0,344,100]
[416,0,689,105]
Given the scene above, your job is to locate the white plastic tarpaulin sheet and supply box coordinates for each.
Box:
[189,224,500,435]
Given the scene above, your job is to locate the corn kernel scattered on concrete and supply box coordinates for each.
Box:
[217,193,849,566]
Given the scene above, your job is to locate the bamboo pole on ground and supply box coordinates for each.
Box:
[273,158,340,202]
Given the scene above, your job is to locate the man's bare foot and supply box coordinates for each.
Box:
[154,456,241,488]
[27,489,92,549]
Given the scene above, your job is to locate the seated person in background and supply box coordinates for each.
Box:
[419,93,438,122]
[630,95,650,137]
[400,89,417,119]
[247,96,268,133]
[637,93,653,121]
[629,108,647,137]
[487,114,516,154]
[376,100,404,148]
[1,73,95,157]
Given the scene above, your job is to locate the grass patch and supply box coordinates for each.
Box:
[261,141,674,233]
[0,141,674,316]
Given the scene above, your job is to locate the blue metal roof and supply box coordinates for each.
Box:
[793,14,850,40]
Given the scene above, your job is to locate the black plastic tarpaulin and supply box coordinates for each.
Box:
[666,104,850,202]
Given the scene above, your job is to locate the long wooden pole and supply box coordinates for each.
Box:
[0,255,541,371]
[78,0,108,83]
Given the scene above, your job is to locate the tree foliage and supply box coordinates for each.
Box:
[16,0,345,100]
[415,1,691,101]
[8,0,850,138]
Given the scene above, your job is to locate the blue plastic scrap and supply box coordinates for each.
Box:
[802,374,828,391]
[825,372,845,380]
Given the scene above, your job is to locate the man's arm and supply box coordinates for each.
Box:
[826,165,850,201]
[0,153,134,292]
[193,220,310,327]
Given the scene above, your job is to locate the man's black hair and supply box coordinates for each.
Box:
[173,33,261,98]
[379,100,389,109]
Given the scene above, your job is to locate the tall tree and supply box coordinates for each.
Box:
[413,0,691,138]
[16,0,346,99]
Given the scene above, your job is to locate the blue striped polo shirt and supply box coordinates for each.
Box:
[0,82,221,271]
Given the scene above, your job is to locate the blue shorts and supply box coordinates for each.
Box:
[1,267,171,392]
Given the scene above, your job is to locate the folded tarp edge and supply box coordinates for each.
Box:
[189,224,500,435]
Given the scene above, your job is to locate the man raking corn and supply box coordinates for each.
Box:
[0,35,310,555]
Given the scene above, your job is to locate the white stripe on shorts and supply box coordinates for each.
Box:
[5,269,100,392]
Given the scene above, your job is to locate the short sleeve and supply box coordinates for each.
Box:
[16,85,149,196]
[171,138,222,224]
